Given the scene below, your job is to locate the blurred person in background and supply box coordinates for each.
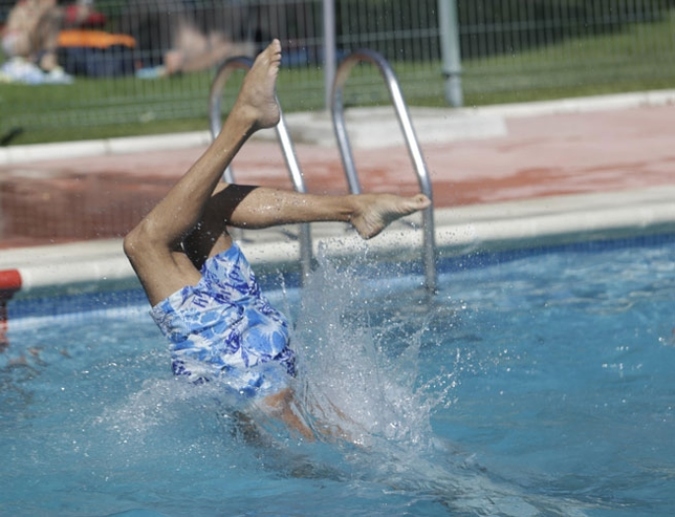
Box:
[1,0,64,71]
[121,0,252,77]
[1,0,94,72]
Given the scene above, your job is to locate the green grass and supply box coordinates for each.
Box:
[0,65,326,145]
[459,9,675,104]
[2,10,675,145]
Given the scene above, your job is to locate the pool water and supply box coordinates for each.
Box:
[2,237,675,516]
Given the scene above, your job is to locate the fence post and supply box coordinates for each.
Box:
[323,0,336,110]
[438,0,463,107]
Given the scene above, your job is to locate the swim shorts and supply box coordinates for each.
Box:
[150,243,295,398]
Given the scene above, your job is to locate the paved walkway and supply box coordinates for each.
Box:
[1,92,675,249]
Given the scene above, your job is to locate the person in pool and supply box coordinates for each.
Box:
[123,39,431,439]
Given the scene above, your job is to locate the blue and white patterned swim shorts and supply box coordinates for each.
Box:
[150,243,295,398]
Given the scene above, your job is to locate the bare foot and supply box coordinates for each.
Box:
[234,39,282,131]
[350,193,431,239]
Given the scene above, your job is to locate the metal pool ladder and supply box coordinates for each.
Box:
[331,49,437,293]
[208,56,313,281]
[209,51,437,293]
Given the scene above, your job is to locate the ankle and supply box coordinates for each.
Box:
[224,102,259,135]
[344,194,365,221]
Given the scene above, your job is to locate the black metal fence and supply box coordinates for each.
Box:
[1,0,675,142]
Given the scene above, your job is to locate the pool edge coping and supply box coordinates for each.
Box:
[2,185,675,299]
[2,89,675,166]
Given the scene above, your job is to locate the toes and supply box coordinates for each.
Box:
[411,194,431,210]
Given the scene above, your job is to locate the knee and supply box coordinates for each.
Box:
[123,226,141,262]
[3,33,30,58]
[123,220,153,262]
[124,215,178,267]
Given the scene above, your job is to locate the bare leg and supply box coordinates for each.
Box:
[227,187,430,239]
[124,40,430,443]
[261,388,314,440]
[123,39,283,306]
[35,5,62,70]
[126,37,429,303]
[185,183,431,268]
[170,35,245,75]
[164,21,209,75]
[164,24,252,76]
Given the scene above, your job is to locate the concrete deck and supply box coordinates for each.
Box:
[1,90,675,295]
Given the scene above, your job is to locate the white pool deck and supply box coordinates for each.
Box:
[1,90,675,296]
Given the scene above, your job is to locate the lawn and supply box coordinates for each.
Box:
[2,10,674,145]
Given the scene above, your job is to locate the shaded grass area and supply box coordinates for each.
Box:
[2,11,674,145]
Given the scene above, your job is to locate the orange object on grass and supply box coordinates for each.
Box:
[58,29,135,49]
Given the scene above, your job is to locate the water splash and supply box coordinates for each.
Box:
[289,250,440,452]
[278,249,592,516]
[90,249,591,515]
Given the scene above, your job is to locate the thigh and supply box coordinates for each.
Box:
[131,245,203,307]
[182,183,254,269]
[183,223,233,271]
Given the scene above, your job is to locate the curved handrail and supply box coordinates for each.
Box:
[209,56,313,278]
[331,49,437,293]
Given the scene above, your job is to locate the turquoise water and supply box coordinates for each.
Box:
[1,238,675,516]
